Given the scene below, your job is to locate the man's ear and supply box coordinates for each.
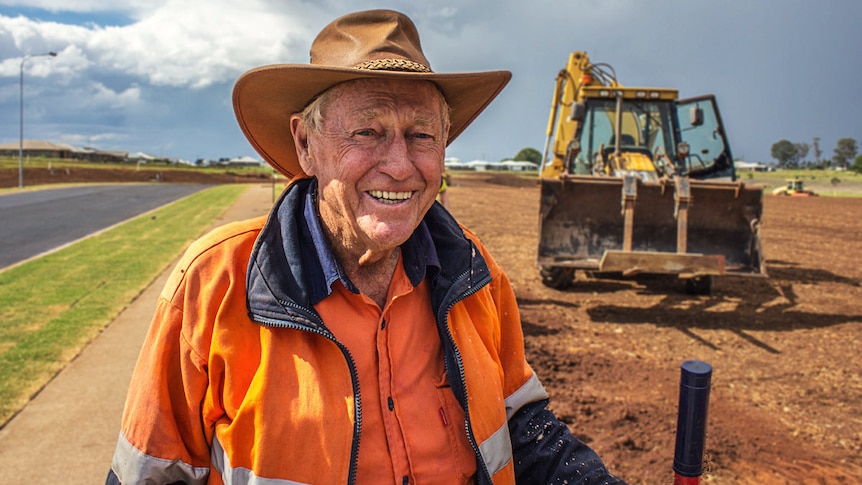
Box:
[290,114,315,175]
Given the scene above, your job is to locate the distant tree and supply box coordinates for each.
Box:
[852,154,862,174]
[812,136,822,165]
[795,143,810,165]
[771,139,800,168]
[513,147,542,164]
[832,137,858,169]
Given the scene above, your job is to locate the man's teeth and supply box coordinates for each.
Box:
[369,190,412,204]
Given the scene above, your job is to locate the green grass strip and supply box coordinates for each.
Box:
[0,184,248,425]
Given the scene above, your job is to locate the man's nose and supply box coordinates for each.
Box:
[376,134,413,179]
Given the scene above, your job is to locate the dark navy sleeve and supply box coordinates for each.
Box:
[106,468,187,485]
[105,469,120,485]
[509,399,627,484]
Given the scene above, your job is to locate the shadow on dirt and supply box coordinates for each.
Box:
[517,298,578,337]
[586,291,860,330]
[527,260,862,352]
[520,321,564,337]
[767,259,861,287]
[479,174,537,189]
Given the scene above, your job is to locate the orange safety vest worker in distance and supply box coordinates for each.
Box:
[108,177,625,485]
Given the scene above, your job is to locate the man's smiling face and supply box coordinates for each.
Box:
[292,78,450,263]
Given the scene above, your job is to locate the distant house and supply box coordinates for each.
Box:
[0,140,75,159]
[501,160,539,171]
[0,140,131,162]
[129,152,158,163]
[444,158,471,171]
[735,161,772,172]
[220,156,264,167]
[465,160,506,171]
[72,146,129,163]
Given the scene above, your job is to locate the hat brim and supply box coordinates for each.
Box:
[232,65,511,179]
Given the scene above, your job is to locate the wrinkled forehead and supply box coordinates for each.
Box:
[320,78,447,118]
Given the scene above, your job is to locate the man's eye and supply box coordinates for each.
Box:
[353,129,375,137]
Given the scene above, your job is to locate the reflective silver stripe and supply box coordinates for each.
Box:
[111,431,209,485]
[504,371,549,420]
[478,421,513,477]
[211,435,310,485]
[475,373,549,477]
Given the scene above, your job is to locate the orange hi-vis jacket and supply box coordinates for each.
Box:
[110,178,623,485]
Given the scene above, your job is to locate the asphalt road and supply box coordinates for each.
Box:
[0,184,209,269]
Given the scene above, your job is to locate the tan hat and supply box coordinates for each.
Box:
[232,9,512,179]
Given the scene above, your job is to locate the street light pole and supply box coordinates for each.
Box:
[19,51,57,189]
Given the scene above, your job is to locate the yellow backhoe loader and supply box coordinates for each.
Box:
[771,177,818,196]
[538,52,766,294]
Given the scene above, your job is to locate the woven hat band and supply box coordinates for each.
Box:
[353,58,432,72]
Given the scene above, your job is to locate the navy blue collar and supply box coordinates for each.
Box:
[301,180,441,305]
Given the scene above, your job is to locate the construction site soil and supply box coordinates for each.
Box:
[5,167,861,484]
[449,173,861,485]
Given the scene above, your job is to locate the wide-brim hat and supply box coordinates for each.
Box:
[232,9,512,179]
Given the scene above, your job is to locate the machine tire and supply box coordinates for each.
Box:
[541,267,575,290]
[685,276,712,296]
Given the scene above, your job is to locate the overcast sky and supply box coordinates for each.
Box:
[0,0,859,164]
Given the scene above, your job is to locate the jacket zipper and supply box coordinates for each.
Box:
[251,301,362,485]
[437,243,494,484]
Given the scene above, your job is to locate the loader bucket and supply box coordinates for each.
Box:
[537,175,765,277]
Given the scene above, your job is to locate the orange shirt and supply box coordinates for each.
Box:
[315,256,477,484]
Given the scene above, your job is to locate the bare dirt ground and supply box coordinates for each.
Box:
[5,167,860,484]
[448,172,861,485]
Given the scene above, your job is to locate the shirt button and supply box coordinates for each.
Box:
[387,396,394,411]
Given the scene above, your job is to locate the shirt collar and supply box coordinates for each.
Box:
[302,180,440,305]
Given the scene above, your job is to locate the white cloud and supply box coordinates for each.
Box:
[1,0,320,89]
[82,0,313,88]
[90,81,140,108]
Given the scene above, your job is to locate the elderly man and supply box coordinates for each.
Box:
[108,9,626,485]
